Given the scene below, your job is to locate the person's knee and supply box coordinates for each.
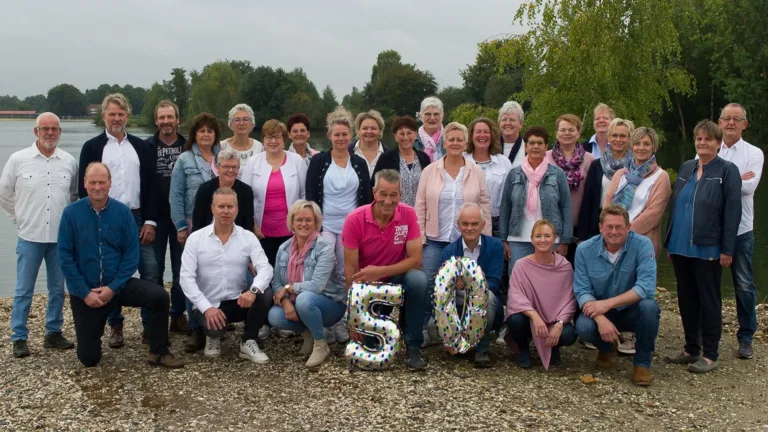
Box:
[575,314,598,339]
[637,299,660,320]
[506,313,527,332]
[403,270,427,295]
[559,324,577,346]
[255,288,273,309]
[294,292,316,314]
[267,306,286,329]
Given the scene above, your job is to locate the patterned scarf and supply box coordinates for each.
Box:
[599,144,633,180]
[286,231,319,284]
[418,124,444,161]
[612,155,659,210]
[550,142,586,190]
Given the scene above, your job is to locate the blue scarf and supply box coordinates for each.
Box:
[612,155,659,210]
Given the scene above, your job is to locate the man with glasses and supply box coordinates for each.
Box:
[716,103,763,360]
[0,112,78,358]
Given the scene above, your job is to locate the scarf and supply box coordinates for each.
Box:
[599,144,633,180]
[521,156,548,219]
[550,142,586,190]
[612,155,659,210]
[286,231,319,284]
[418,124,444,162]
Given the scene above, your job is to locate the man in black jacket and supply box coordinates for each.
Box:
[78,93,159,348]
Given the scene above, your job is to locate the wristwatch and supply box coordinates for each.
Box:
[249,286,260,295]
[555,320,565,327]
[283,284,292,297]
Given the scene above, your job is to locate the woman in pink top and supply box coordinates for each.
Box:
[506,220,578,369]
[242,120,308,266]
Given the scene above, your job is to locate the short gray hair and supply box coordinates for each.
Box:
[216,148,239,165]
[35,112,61,128]
[419,96,444,116]
[457,202,487,222]
[498,101,524,124]
[720,103,747,121]
[373,169,401,190]
[443,122,468,142]
[212,187,238,204]
[101,93,131,115]
[227,103,255,127]
[286,200,323,232]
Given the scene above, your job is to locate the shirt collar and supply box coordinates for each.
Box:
[365,202,401,227]
[30,141,60,159]
[462,236,482,253]
[597,233,629,260]
[105,129,128,144]
[354,141,384,155]
[720,138,744,152]
[205,222,239,237]
[86,197,109,212]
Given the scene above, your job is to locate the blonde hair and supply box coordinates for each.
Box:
[608,118,635,136]
[555,114,581,132]
[593,103,615,119]
[442,122,468,143]
[287,200,323,232]
[326,106,354,134]
[101,93,131,115]
[354,110,385,139]
[530,219,556,238]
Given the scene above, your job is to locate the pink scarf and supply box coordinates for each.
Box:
[418,124,443,161]
[286,231,319,284]
[521,156,548,219]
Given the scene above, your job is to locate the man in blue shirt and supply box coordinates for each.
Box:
[58,162,183,368]
[573,204,659,386]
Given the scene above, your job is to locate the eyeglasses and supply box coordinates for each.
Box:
[422,113,441,118]
[220,165,239,172]
[610,133,629,139]
[231,118,251,124]
[37,127,61,133]
[719,116,745,123]
[264,135,283,142]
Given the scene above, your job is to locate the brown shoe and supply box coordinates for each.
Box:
[632,366,653,386]
[595,351,614,371]
[108,324,124,349]
[170,316,192,335]
[184,329,205,353]
[148,351,185,369]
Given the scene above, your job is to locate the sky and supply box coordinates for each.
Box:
[0,0,526,100]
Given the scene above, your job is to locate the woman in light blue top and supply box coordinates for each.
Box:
[268,200,346,368]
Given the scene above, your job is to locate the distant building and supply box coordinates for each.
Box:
[87,104,101,115]
[0,110,36,119]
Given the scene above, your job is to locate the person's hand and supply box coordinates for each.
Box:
[352,265,386,283]
[204,308,227,330]
[546,324,563,347]
[531,315,549,339]
[248,262,256,277]
[237,290,257,308]
[583,300,612,318]
[556,244,568,256]
[283,301,299,322]
[92,286,115,304]
[720,254,733,268]
[666,252,672,262]
[139,224,156,245]
[84,290,105,308]
[254,226,265,240]
[273,287,288,304]
[596,316,620,344]
[455,278,465,291]
[742,171,755,181]
[503,241,511,261]
[177,230,189,245]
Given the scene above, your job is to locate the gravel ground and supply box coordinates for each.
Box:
[0,288,766,432]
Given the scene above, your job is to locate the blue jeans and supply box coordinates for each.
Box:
[268,292,346,340]
[391,270,428,348]
[421,239,450,327]
[154,218,196,329]
[506,313,577,349]
[11,238,66,341]
[107,211,160,328]
[575,299,660,368]
[456,290,501,353]
[508,241,535,271]
[732,231,757,343]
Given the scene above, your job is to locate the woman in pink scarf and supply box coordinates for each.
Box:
[506,220,578,369]
[267,200,346,368]
[413,96,445,161]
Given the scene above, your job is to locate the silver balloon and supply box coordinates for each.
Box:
[344,282,403,370]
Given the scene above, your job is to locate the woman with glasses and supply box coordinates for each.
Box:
[413,96,445,162]
[221,103,264,177]
[242,120,308,266]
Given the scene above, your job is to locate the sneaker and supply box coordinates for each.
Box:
[406,346,428,371]
[474,351,492,369]
[108,324,124,348]
[737,341,753,359]
[582,340,597,350]
[240,339,269,364]
[277,329,296,338]
[169,316,192,335]
[257,325,270,342]
[332,321,349,344]
[688,358,718,373]
[204,336,221,357]
[617,333,636,355]
[495,327,508,346]
[427,320,439,345]
[323,327,337,344]
[184,329,205,353]
[43,332,74,350]
[147,351,185,369]
[13,340,30,358]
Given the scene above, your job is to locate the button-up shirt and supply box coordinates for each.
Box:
[0,142,78,243]
[353,141,384,179]
[102,129,141,209]
[718,138,763,235]
[462,237,482,262]
[180,223,274,313]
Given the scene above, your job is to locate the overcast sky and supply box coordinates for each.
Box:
[1,0,526,99]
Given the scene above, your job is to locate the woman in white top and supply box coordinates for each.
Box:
[465,117,513,237]
[221,103,264,177]
[349,110,388,178]
[499,101,526,168]
[241,119,307,266]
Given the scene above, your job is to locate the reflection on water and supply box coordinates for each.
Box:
[0,120,762,301]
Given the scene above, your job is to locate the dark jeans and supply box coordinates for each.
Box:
[260,235,292,268]
[492,216,509,305]
[732,231,757,343]
[154,218,197,329]
[506,313,577,350]
[575,299,660,368]
[69,278,170,367]
[192,288,273,342]
[389,270,428,349]
[671,254,723,360]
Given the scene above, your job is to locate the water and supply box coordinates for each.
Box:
[0,120,763,301]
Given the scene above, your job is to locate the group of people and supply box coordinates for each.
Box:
[1,93,761,386]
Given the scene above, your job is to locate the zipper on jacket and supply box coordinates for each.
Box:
[690,165,700,246]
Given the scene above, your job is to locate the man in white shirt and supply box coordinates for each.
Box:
[717,103,763,360]
[180,187,274,363]
[79,93,159,348]
[0,113,78,358]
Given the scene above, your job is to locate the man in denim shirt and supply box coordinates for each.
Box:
[58,163,183,369]
[573,204,659,386]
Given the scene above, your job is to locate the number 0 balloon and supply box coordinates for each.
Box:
[344,282,404,370]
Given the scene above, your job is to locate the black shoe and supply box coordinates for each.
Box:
[13,340,30,358]
[550,347,562,366]
[737,341,754,359]
[406,346,428,371]
[43,332,75,350]
[184,329,205,353]
[518,348,532,369]
[474,351,492,368]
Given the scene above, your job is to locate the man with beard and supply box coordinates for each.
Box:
[0,112,78,357]
[78,93,159,348]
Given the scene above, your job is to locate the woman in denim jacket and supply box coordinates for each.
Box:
[498,126,573,270]
[268,200,346,368]
[170,113,221,245]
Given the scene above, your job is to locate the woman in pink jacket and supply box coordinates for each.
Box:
[414,122,491,344]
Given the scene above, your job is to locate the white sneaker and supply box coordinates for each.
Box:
[277,329,296,338]
[204,336,221,357]
[323,327,337,344]
[617,332,636,355]
[257,325,270,342]
[496,327,508,346]
[332,321,349,343]
[582,340,598,350]
[421,329,432,348]
[239,339,269,364]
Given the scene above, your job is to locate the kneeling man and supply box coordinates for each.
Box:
[574,204,659,386]
[180,187,274,363]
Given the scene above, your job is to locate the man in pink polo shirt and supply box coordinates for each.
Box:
[342,169,428,371]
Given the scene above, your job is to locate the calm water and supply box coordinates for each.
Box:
[0,120,763,301]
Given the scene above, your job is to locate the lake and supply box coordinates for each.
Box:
[0,120,764,301]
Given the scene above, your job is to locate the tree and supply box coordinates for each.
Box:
[0,95,22,110]
[163,68,190,116]
[141,82,171,127]
[47,84,86,117]
[321,85,338,117]
[369,64,438,119]
[437,86,471,119]
[342,87,365,113]
[22,94,48,113]
[461,40,525,104]
[484,74,523,110]
[188,61,240,122]
[449,103,499,126]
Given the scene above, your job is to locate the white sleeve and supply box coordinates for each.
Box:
[0,155,17,221]
[741,146,764,196]
[249,235,274,293]
[179,233,213,312]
